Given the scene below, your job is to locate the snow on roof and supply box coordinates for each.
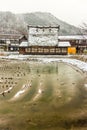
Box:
[58,41,71,47]
[58,35,87,40]
[0,34,22,40]
[19,41,71,47]
[19,41,28,47]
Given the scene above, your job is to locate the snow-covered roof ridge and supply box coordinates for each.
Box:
[58,41,71,47]
[59,35,87,40]
[19,41,28,47]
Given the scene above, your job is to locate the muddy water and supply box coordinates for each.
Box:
[25,62,85,107]
[0,61,87,130]
[22,62,87,129]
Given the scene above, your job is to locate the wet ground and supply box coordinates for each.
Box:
[0,59,87,130]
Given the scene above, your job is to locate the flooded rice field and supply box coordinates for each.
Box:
[0,59,87,130]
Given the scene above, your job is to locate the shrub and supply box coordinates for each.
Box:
[83,49,87,54]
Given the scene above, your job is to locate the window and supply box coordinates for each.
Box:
[26,48,31,52]
[44,48,49,53]
[61,48,67,53]
[38,48,43,53]
[76,40,79,43]
[0,40,5,44]
[55,48,61,53]
[50,48,55,53]
[32,48,38,53]
[79,40,82,44]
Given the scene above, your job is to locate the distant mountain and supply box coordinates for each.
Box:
[0,11,82,35]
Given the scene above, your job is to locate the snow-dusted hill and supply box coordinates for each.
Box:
[0,11,80,35]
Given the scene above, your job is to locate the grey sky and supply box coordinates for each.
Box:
[0,0,87,27]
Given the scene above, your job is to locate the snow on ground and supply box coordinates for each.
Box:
[84,84,87,88]
[32,89,42,101]
[0,54,87,73]
[14,90,25,98]
[3,54,86,100]
[11,83,31,100]
[39,58,87,72]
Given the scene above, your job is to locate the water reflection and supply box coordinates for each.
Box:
[26,62,85,109]
[0,61,86,130]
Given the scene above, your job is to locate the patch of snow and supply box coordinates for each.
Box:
[84,84,87,88]
[0,54,29,60]
[0,54,87,73]
[38,58,87,72]
[58,42,71,47]
[14,90,25,98]
[12,83,31,100]
[29,27,58,46]
[38,89,42,94]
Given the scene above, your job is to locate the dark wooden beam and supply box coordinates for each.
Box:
[27,25,60,30]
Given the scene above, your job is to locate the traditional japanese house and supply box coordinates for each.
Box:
[0,34,27,51]
[58,35,87,53]
[19,42,71,55]
[19,25,71,55]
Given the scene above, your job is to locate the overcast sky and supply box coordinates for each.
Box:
[0,0,87,27]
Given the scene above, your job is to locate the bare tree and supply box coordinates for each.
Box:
[80,22,87,34]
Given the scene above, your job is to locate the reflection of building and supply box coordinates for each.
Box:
[0,34,27,51]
